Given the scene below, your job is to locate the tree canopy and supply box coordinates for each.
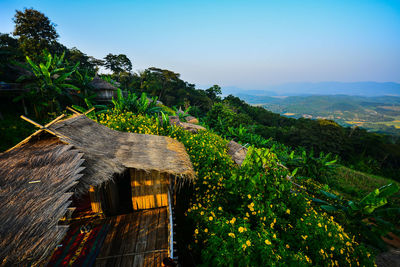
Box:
[13,8,59,56]
[103,53,132,74]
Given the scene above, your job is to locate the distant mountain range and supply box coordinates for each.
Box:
[233,94,400,136]
[222,82,400,97]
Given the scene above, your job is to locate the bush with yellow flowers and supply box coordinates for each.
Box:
[98,111,374,266]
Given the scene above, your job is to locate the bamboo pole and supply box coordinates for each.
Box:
[67,106,81,115]
[84,107,95,115]
[45,114,65,128]
[20,115,43,128]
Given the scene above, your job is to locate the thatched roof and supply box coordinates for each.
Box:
[0,136,85,265]
[0,114,194,265]
[49,115,195,187]
[7,114,195,192]
[89,76,117,90]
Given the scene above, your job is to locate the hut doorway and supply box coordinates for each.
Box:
[115,170,133,214]
[89,170,133,217]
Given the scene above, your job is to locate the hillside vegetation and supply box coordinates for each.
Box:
[1,8,399,266]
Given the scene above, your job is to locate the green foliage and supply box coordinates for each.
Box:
[66,47,102,73]
[226,125,272,147]
[70,68,95,104]
[71,97,108,119]
[205,85,222,103]
[205,103,238,133]
[286,149,338,184]
[329,166,396,199]
[0,113,35,152]
[312,183,400,250]
[13,8,59,57]
[111,89,161,115]
[174,106,191,121]
[14,51,79,118]
[103,53,132,74]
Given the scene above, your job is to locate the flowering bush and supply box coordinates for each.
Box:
[98,111,374,266]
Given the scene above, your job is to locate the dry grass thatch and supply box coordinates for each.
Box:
[90,76,116,90]
[0,136,85,265]
[49,115,195,190]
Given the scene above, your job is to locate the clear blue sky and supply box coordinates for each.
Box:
[1,0,400,89]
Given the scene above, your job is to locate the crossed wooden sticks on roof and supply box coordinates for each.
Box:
[6,107,95,153]
[20,107,95,129]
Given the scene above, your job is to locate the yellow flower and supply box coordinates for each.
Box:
[330,247,335,251]
[238,227,245,233]
[320,249,324,254]
[228,233,235,238]
[204,228,208,233]
[318,223,322,227]
[246,240,251,246]
[230,217,236,224]
[200,211,204,215]
[265,239,271,245]
[305,256,311,263]
[247,194,251,199]
[194,229,199,234]
[273,234,276,239]
[218,206,222,211]
[286,209,290,214]
[242,244,247,250]
[209,216,213,221]
[301,235,308,240]
[286,244,290,248]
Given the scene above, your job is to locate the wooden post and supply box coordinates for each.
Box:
[89,185,103,214]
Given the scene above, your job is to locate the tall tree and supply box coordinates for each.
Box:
[67,47,103,73]
[13,8,59,57]
[103,53,132,74]
[205,84,222,103]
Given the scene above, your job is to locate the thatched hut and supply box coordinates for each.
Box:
[0,114,194,266]
[90,76,117,102]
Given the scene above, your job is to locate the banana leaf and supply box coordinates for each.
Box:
[320,205,338,212]
[319,190,341,200]
[378,183,399,198]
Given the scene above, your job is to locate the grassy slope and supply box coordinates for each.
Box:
[330,165,398,200]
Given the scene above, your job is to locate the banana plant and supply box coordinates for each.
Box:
[313,183,400,250]
[173,106,191,121]
[71,68,95,103]
[71,97,108,119]
[14,50,79,118]
[285,149,337,183]
[112,89,161,115]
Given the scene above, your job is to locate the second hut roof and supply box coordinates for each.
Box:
[89,76,117,90]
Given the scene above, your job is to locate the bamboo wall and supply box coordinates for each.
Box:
[130,169,169,210]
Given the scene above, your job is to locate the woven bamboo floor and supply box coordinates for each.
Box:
[95,207,169,267]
